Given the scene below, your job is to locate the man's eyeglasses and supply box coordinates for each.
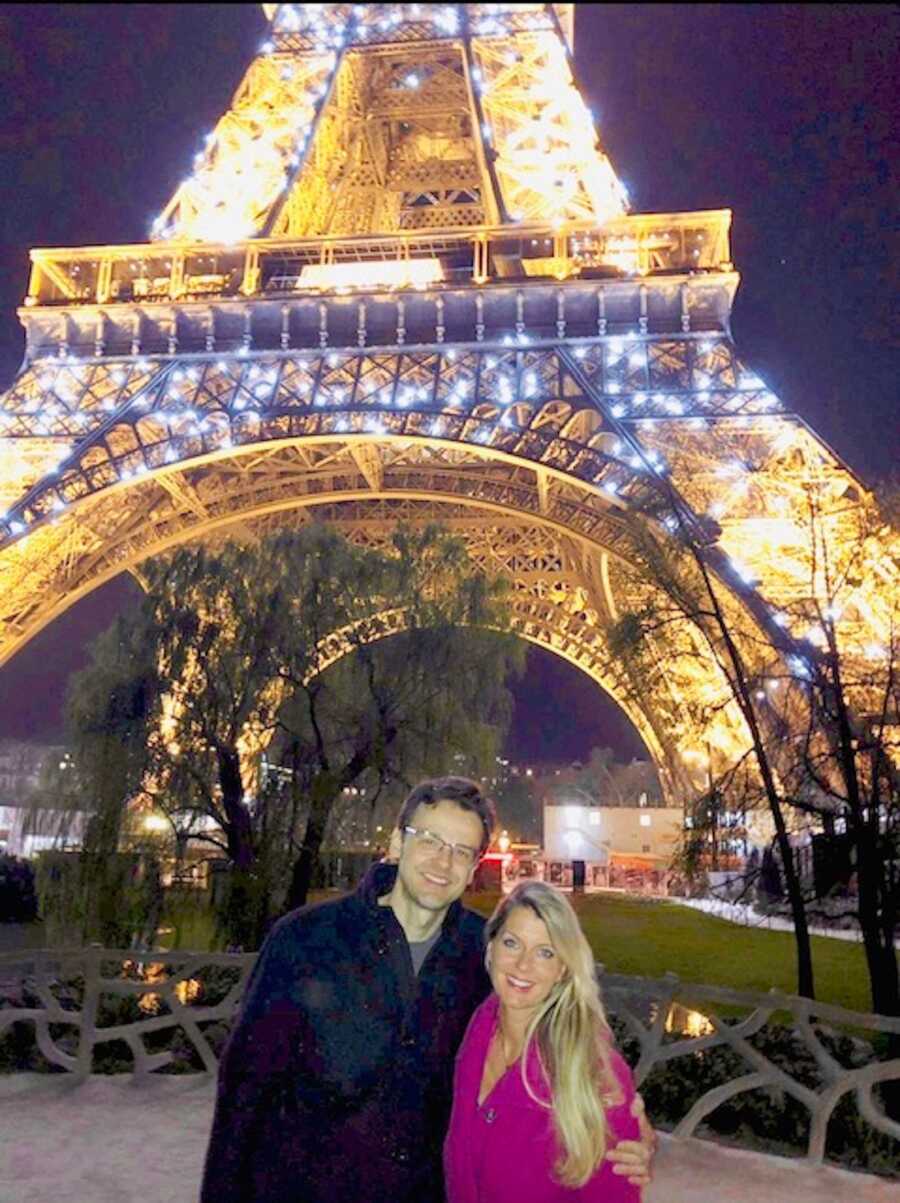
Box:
[403,825,479,867]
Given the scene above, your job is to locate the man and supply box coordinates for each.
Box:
[200,777,654,1202]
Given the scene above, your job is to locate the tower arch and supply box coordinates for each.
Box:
[1,4,895,816]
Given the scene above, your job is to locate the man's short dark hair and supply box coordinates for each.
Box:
[397,776,496,857]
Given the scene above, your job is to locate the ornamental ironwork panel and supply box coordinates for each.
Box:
[2,945,898,1168]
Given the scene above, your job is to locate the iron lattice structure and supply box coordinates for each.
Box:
[1,3,896,807]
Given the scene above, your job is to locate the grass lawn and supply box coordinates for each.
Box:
[463,890,875,1016]
[157,904,221,953]
[4,888,876,1016]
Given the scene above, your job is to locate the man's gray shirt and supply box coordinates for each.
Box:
[409,927,441,976]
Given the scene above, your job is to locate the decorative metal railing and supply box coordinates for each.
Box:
[0,946,254,1078]
[24,211,733,309]
[600,968,900,1168]
[1,946,898,1168]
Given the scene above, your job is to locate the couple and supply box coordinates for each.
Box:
[201,777,656,1202]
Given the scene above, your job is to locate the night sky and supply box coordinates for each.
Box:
[0,4,894,761]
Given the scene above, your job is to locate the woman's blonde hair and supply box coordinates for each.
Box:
[485,881,621,1188]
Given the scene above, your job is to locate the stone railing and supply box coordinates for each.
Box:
[2,947,899,1167]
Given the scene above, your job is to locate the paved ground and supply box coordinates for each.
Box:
[1,1073,896,1203]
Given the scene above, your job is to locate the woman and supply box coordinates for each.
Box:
[444,882,643,1202]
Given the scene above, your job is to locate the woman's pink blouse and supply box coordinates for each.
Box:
[443,995,641,1203]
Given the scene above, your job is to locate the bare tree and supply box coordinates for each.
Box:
[614,476,899,1017]
[609,502,817,998]
[775,485,899,1017]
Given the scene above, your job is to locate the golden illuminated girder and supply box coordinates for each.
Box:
[0,434,643,655]
[261,4,576,48]
[155,50,337,244]
[152,3,621,243]
[634,416,900,676]
[269,43,487,238]
[0,432,708,798]
[471,32,626,224]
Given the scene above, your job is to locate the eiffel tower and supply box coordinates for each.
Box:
[0,3,894,807]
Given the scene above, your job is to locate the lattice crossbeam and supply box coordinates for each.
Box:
[473,31,626,223]
[155,52,338,244]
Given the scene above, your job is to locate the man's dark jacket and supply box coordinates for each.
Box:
[200,862,490,1203]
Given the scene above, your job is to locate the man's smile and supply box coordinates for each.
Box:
[422,871,452,886]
